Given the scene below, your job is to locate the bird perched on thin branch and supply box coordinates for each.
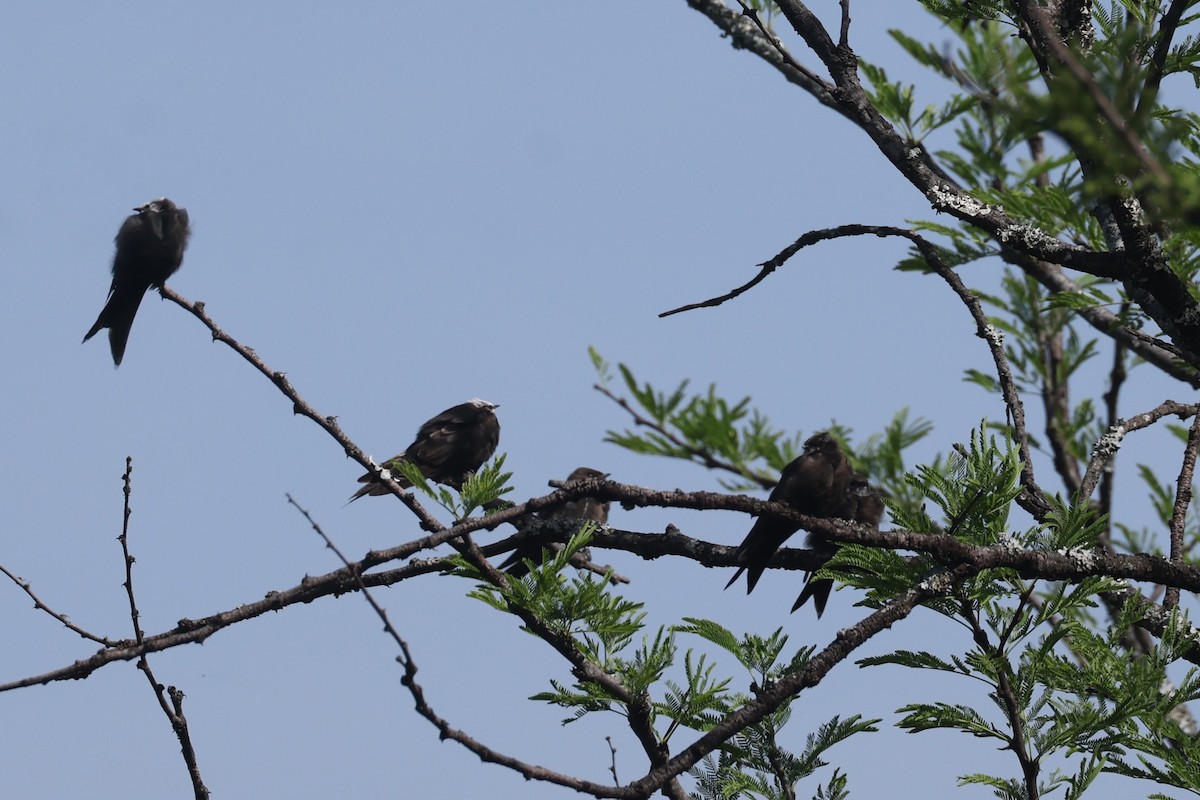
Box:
[725,431,852,594]
[83,198,191,366]
[347,399,500,502]
[792,473,884,616]
[500,467,610,576]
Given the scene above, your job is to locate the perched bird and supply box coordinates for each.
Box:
[725,431,852,594]
[83,198,191,366]
[500,467,610,576]
[792,473,884,616]
[347,399,500,502]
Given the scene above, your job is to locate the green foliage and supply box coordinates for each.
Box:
[861,57,978,142]
[1042,494,1108,550]
[969,267,1112,467]
[906,423,1022,543]
[594,350,803,489]
[389,454,514,520]
[593,351,933,507]
[856,531,1200,797]
[461,564,877,795]
[676,618,880,799]
[496,6,1200,797]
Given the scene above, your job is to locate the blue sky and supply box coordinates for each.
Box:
[1,3,1190,798]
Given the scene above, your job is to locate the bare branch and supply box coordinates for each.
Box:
[158,286,444,533]
[0,563,113,646]
[119,458,210,800]
[12,475,1200,694]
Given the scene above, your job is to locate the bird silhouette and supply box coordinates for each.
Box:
[725,432,852,594]
[84,198,191,366]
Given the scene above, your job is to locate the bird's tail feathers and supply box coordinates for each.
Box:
[723,567,745,591]
[792,575,832,617]
[724,565,764,594]
[82,284,149,366]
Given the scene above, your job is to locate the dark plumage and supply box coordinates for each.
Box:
[347,399,500,502]
[83,198,191,366]
[792,473,884,616]
[725,431,852,594]
[500,467,610,576]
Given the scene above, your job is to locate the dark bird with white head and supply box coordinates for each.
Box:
[348,399,501,502]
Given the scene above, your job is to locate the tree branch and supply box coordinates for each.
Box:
[119,458,210,800]
[158,286,444,533]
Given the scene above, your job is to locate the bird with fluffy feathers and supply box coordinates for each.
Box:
[84,198,191,366]
[348,399,500,502]
[725,431,852,595]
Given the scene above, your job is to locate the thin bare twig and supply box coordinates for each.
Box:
[284,494,637,796]
[119,458,210,800]
[1098,325,1129,526]
[158,286,443,533]
[660,223,906,318]
[730,0,835,100]
[0,563,113,646]
[1035,308,1083,495]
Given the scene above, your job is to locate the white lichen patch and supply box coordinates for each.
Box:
[1056,546,1100,569]
[997,533,1023,551]
[1090,425,1126,458]
[928,184,994,216]
[994,223,1067,253]
[918,572,957,593]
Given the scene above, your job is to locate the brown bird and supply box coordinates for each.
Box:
[500,467,610,576]
[84,198,191,366]
[347,399,500,502]
[792,473,884,616]
[725,431,852,594]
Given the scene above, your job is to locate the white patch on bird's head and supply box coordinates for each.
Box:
[468,398,499,409]
[136,197,172,214]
